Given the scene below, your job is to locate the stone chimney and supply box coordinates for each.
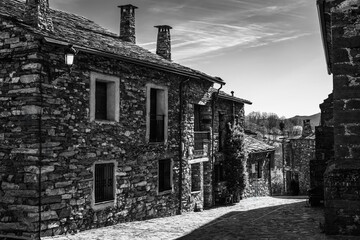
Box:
[302,119,313,137]
[118,4,138,44]
[24,0,53,32]
[155,25,172,61]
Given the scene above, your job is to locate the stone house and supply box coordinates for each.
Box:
[211,90,252,204]
[283,120,315,195]
[242,135,275,198]
[317,0,360,235]
[0,0,255,238]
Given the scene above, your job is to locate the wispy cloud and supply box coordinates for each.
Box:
[153,0,312,63]
[148,4,186,14]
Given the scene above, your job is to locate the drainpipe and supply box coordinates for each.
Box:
[211,84,223,206]
[178,78,190,214]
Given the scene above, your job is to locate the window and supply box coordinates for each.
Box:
[218,113,225,152]
[257,161,262,179]
[94,162,115,204]
[191,163,201,192]
[95,82,107,120]
[194,104,210,157]
[90,72,119,122]
[194,104,201,131]
[158,159,172,193]
[146,84,168,143]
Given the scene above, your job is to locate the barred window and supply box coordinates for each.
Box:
[94,163,114,203]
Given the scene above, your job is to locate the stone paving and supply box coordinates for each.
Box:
[43,196,359,240]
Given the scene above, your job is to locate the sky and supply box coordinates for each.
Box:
[50,0,332,118]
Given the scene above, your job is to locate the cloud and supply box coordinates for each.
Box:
[148,4,185,14]
[157,0,312,63]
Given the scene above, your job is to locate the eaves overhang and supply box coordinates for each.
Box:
[218,94,252,105]
[317,0,332,75]
[43,37,226,85]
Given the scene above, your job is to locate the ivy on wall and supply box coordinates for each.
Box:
[223,121,246,202]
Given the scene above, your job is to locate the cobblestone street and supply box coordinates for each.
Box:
[43,196,358,240]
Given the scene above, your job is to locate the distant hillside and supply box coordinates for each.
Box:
[289,113,321,128]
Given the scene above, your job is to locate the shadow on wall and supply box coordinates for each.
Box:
[177,201,324,240]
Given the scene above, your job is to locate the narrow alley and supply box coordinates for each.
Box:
[43,196,357,240]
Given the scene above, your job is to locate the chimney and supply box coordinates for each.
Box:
[302,119,313,137]
[155,25,172,61]
[24,0,53,32]
[118,4,138,44]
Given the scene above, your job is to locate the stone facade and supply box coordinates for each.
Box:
[243,136,275,198]
[243,151,273,198]
[283,120,315,195]
[212,93,248,204]
[0,0,253,238]
[309,93,334,205]
[318,0,360,235]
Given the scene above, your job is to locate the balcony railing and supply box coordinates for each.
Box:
[150,114,165,142]
[194,131,210,158]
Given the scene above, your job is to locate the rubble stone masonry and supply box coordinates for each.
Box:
[324,0,360,235]
[0,17,216,238]
[0,17,44,239]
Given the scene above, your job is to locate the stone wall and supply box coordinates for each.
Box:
[0,17,43,239]
[310,93,333,201]
[36,42,216,236]
[243,152,271,198]
[212,96,246,204]
[291,139,315,195]
[0,18,219,237]
[323,0,360,235]
[0,8,250,239]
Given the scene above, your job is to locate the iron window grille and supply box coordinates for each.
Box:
[95,163,114,203]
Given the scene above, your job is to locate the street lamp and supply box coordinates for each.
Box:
[64,45,77,66]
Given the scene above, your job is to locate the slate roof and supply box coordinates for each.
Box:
[244,135,275,154]
[0,0,224,84]
[209,87,252,105]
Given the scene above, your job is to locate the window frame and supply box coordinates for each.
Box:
[157,158,173,195]
[191,163,201,193]
[145,83,168,143]
[90,72,120,123]
[91,160,117,210]
[257,160,262,179]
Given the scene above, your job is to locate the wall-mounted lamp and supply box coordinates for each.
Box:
[64,45,77,66]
